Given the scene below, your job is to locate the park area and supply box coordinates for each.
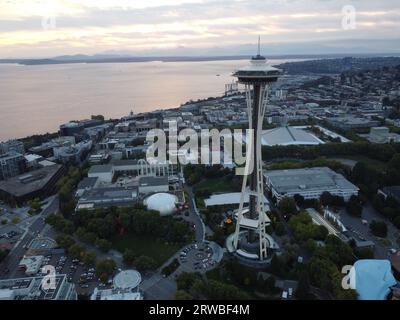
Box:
[112,234,181,267]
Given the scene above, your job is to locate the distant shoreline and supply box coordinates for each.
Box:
[1,53,398,66]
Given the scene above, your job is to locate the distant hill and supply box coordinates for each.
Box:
[1,53,398,66]
[278,56,400,75]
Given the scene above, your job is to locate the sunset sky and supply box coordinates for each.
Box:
[0,0,399,58]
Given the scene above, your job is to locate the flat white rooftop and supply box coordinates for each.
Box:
[204,191,269,207]
[261,126,324,146]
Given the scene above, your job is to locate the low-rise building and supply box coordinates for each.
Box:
[264,167,359,202]
[76,177,99,197]
[76,186,138,211]
[0,139,25,155]
[138,176,169,194]
[0,274,77,300]
[91,269,143,300]
[18,255,44,276]
[0,164,65,205]
[88,164,114,183]
[0,152,26,180]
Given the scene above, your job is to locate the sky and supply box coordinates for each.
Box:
[0,0,399,58]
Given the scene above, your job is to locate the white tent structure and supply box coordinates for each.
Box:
[144,193,178,216]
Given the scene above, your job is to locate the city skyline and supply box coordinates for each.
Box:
[1,0,400,58]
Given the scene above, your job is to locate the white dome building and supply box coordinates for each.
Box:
[144,193,178,216]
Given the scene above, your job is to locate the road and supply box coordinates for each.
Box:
[0,196,59,279]
[183,185,205,243]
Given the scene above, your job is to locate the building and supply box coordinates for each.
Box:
[112,159,175,177]
[143,192,178,216]
[0,164,65,205]
[24,154,44,169]
[0,140,25,155]
[60,119,103,136]
[349,259,397,300]
[18,255,44,276]
[0,274,77,300]
[369,127,390,143]
[53,140,92,164]
[326,116,380,130]
[261,126,324,146]
[76,186,138,211]
[264,167,359,202]
[76,177,99,197]
[0,152,26,180]
[378,186,400,203]
[91,269,143,300]
[28,136,75,158]
[88,164,114,183]
[390,251,400,281]
[204,191,269,207]
[138,176,169,195]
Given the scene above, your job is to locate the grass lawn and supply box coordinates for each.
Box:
[194,178,240,194]
[111,234,181,267]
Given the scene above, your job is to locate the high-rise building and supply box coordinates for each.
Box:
[228,39,282,262]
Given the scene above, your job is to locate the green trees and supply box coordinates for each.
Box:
[95,238,112,253]
[45,214,74,234]
[274,222,286,236]
[123,249,136,265]
[320,192,345,207]
[175,290,193,300]
[176,272,202,291]
[203,280,250,300]
[295,271,313,300]
[0,249,9,263]
[288,212,328,242]
[346,196,363,217]
[278,197,298,216]
[301,235,356,300]
[134,255,157,272]
[369,220,388,238]
[28,198,42,214]
[96,258,117,282]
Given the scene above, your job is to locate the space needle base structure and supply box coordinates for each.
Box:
[226,42,281,264]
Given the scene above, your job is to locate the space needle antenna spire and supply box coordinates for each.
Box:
[257,35,261,56]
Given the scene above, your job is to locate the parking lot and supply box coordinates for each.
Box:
[338,202,400,259]
[178,242,221,272]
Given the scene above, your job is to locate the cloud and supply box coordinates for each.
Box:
[0,0,399,57]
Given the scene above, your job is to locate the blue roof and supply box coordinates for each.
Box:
[351,259,397,300]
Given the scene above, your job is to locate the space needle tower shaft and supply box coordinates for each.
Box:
[231,38,282,260]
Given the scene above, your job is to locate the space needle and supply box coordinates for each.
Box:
[229,38,282,262]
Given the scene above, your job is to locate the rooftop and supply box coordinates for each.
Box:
[139,176,169,187]
[80,186,138,203]
[205,191,269,207]
[77,177,98,190]
[264,167,359,194]
[261,126,324,146]
[0,274,73,300]
[0,164,63,197]
[88,164,113,174]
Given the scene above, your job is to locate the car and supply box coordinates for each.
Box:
[80,284,89,288]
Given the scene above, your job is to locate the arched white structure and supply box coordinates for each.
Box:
[144,193,178,216]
